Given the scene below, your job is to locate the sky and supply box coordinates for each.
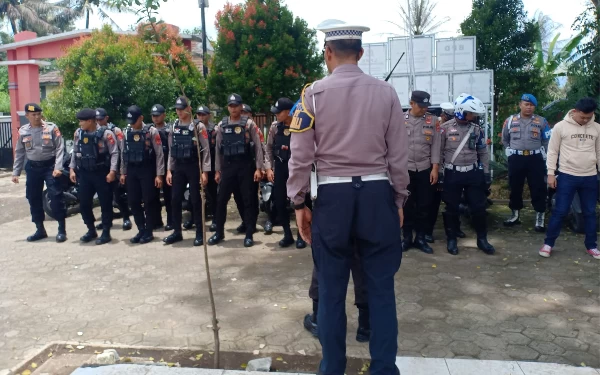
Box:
[75,0,587,46]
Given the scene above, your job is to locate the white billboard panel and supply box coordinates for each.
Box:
[389,76,411,106]
[358,43,387,77]
[389,36,433,74]
[436,37,476,71]
[414,74,451,105]
[452,71,493,104]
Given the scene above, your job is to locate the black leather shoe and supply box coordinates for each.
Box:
[296,237,307,249]
[456,229,466,239]
[244,237,254,247]
[140,232,154,244]
[236,224,247,234]
[130,232,144,244]
[447,239,459,255]
[424,234,434,243]
[303,314,318,337]
[402,237,412,252]
[164,224,174,231]
[122,219,132,231]
[208,233,224,245]
[193,234,203,246]
[279,236,295,248]
[95,223,103,230]
[80,231,98,243]
[164,232,183,245]
[95,231,111,245]
[55,233,67,243]
[356,326,371,343]
[264,220,273,235]
[477,237,495,255]
[415,237,434,254]
[209,223,217,232]
[183,220,194,230]
[27,230,48,242]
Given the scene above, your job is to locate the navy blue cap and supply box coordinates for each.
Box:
[95,108,108,119]
[25,103,42,113]
[126,105,143,124]
[76,108,97,121]
[271,98,294,114]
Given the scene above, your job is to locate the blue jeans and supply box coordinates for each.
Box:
[545,173,598,249]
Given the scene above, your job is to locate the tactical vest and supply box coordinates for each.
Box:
[123,126,154,165]
[75,128,109,171]
[172,120,197,161]
[220,116,251,161]
[273,122,291,162]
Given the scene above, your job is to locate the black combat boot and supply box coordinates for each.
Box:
[208,222,217,232]
[244,235,254,248]
[279,226,295,248]
[296,232,307,249]
[140,228,154,244]
[402,230,413,252]
[193,229,203,246]
[27,222,48,242]
[208,232,224,245]
[164,231,183,245]
[264,220,274,235]
[424,233,435,243]
[122,217,132,231]
[80,224,98,243]
[95,228,112,245]
[443,212,459,255]
[183,220,194,230]
[472,213,495,255]
[303,299,318,337]
[414,232,434,254]
[356,305,371,343]
[56,220,67,243]
[130,231,144,244]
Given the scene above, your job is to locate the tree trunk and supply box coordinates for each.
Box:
[86,9,90,28]
[9,19,18,34]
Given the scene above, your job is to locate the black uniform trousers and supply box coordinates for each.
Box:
[112,180,130,220]
[153,158,172,227]
[309,241,367,307]
[312,179,402,375]
[442,168,487,235]
[274,159,291,229]
[206,171,218,222]
[171,159,202,232]
[233,180,259,226]
[403,168,434,238]
[127,163,158,233]
[216,159,256,237]
[25,159,66,223]
[427,187,443,236]
[79,167,113,229]
[508,153,547,213]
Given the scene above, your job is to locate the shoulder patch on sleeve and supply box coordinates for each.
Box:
[289,83,315,133]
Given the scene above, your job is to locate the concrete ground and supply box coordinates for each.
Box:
[0,179,598,372]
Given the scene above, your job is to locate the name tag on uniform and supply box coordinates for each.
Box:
[225,128,233,134]
[182,130,190,135]
[23,136,32,143]
[42,134,51,140]
[423,129,433,135]
[173,128,181,134]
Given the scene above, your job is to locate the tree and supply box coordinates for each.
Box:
[0,0,76,35]
[388,0,449,36]
[43,25,206,136]
[206,0,324,113]
[69,0,128,29]
[461,0,547,153]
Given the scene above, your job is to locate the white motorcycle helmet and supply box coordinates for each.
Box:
[454,94,486,121]
[440,102,454,117]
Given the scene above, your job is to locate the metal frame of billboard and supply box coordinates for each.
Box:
[387,35,435,75]
[358,42,388,78]
[434,36,477,72]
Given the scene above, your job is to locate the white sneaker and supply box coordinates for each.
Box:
[586,248,600,260]
[539,245,552,258]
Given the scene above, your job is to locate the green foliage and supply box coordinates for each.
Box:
[461,0,547,149]
[388,0,449,36]
[43,25,205,136]
[207,0,324,113]
[534,33,584,76]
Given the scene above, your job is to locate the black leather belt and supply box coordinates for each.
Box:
[28,159,54,168]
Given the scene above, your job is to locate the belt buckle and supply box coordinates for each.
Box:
[523,150,530,156]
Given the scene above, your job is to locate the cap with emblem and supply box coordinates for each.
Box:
[411,91,431,108]
[242,104,253,114]
[174,97,189,110]
[196,105,210,115]
[520,93,538,107]
[271,98,294,114]
[95,108,108,119]
[24,103,42,113]
[126,105,143,124]
[76,108,97,121]
[227,93,243,106]
[316,19,369,41]
[440,102,454,116]
[151,104,166,115]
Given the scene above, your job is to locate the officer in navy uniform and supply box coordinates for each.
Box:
[196,105,218,232]
[402,91,440,254]
[12,103,67,243]
[287,20,409,375]
[69,108,119,245]
[120,105,165,244]
[95,108,132,231]
[440,94,494,255]
[208,94,264,247]
[164,97,211,246]
[502,94,551,232]
[265,97,306,248]
[150,104,173,231]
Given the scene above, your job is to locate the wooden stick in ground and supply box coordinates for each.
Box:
[194,124,221,369]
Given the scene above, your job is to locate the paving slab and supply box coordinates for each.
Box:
[395,357,450,375]
[517,362,600,375]
[445,358,525,375]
